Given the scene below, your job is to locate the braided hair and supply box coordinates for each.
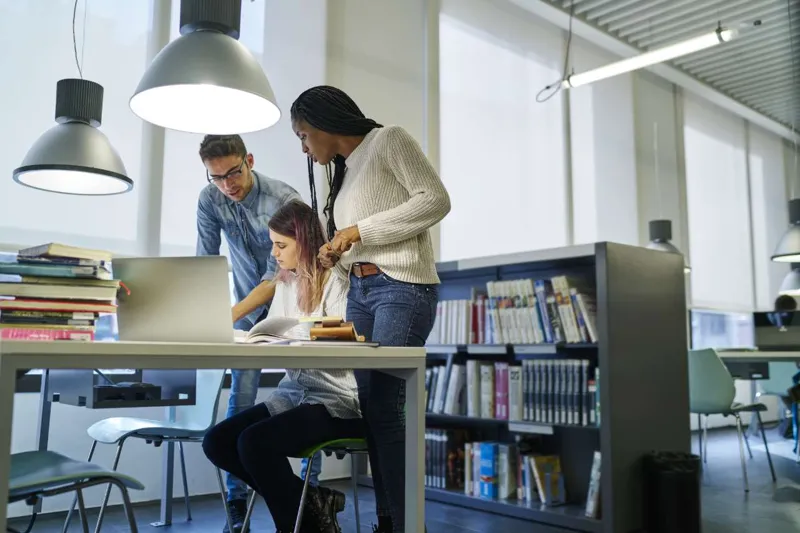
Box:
[290,86,383,240]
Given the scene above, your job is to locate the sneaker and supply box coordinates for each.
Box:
[222,499,247,533]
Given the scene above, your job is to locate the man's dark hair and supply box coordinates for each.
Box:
[198,134,247,161]
[290,85,382,239]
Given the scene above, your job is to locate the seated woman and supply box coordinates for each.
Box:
[203,200,362,533]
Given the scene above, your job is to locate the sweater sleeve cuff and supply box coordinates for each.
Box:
[356,217,382,246]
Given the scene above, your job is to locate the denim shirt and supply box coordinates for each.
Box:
[196,170,301,330]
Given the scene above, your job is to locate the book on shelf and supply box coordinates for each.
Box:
[428,275,597,346]
[426,430,577,508]
[425,358,600,427]
[0,243,120,342]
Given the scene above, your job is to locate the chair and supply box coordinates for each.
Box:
[62,369,228,533]
[9,451,143,533]
[750,362,798,436]
[241,438,368,533]
[688,348,777,492]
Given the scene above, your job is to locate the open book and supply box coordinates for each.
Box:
[236,315,346,344]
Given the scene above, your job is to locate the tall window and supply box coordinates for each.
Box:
[0,1,152,255]
[683,95,753,311]
[438,0,568,262]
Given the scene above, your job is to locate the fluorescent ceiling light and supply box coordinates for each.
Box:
[13,79,132,196]
[130,0,280,134]
[563,27,736,89]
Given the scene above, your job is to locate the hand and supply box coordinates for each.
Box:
[330,225,361,255]
[318,242,341,269]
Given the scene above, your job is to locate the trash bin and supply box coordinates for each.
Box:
[642,451,701,533]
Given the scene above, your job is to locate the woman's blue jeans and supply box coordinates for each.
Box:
[347,272,438,532]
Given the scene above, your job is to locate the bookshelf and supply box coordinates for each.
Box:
[355,242,690,533]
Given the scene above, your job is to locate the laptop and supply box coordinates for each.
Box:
[112,256,234,344]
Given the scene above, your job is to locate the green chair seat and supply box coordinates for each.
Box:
[293,438,368,459]
[9,450,144,502]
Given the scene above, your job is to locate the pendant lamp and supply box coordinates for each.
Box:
[13,78,132,196]
[130,0,280,134]
[646,219,691,273]
[771,199,800,263]
[779,263,800,296]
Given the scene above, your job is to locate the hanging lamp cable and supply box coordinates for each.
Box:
[72,0,84,78]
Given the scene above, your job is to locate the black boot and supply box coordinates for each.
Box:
[303,485,345,533]
[222,499,247,533]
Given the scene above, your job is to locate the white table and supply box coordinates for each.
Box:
[0,340,426,532]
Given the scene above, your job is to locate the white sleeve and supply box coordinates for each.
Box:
[322,274,350,319]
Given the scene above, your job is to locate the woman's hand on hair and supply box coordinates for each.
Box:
[330,225,361,255]
[318,243,341,269]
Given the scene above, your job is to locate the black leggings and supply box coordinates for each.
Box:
[202,403,363,529]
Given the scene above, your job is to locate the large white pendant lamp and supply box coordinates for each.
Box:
[771,199,800,263]
[130,0,280,134]
[647,220,691,273]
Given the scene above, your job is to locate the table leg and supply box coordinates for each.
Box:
[34,370,52,514]
[387,364,425,533]
[152,407,176,527]
[0,359,19,527]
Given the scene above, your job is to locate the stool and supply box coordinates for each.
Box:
[241,438,368,533]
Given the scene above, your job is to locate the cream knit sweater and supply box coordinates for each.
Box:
[333,125,451,285]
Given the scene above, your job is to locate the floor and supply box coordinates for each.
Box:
[9,427,800,533]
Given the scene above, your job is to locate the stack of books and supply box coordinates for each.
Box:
[0,243,119,341]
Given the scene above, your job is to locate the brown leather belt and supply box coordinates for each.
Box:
[351,262,382,278]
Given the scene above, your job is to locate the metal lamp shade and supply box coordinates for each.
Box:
[779,267,800,296]
[13,78,132,196]
[646,219,691,273]
[13,123,131,196]
[130,31,280,134]
[772,199,800,262]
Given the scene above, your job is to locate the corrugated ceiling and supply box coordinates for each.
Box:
[547,0,800,131]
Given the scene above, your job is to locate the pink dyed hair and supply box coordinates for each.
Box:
[268,200,328,314]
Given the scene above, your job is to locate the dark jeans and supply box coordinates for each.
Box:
[347,272,438,532]
[202,403,362,530]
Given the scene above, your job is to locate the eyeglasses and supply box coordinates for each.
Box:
[207,159,246,184]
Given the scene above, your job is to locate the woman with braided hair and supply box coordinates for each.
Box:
[291,85,451,533]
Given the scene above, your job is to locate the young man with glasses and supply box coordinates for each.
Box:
[195,135,322,533]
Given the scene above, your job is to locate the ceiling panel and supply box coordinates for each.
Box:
[547,0,800,131]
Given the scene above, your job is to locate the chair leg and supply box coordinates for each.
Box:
[743,427,754,459]
[756,412,777,482]
[93,441,125,533]
[735,414,749,493]
[696,413,703,459]
[350,455,361,533]
[179,442,192,521]
[110,479,139,533]
[75,489,90,533]
[63,440,98,533]
[215,468,235,533]
[703,415,708,463]
[242,490,257,533]
[293,455,315,533]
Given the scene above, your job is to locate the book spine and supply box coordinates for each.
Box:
[0,328,94,341]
